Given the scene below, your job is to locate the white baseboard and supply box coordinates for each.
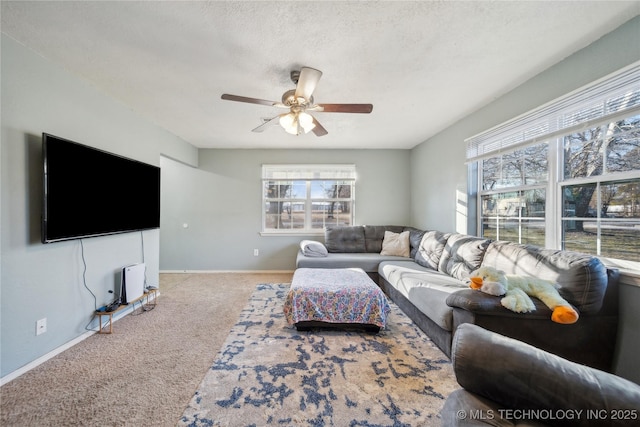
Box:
[0,292,159,386]
[1,330,95,386]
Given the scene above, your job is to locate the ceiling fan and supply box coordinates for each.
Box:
[221,67,373,136]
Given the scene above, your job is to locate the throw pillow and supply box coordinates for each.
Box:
[380,230,410,257]
[324,226,366,253]
[409,228,426,258]
[415,230,450,270]
[437,233,491,281]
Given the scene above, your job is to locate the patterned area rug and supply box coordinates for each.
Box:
[179,284,457,426]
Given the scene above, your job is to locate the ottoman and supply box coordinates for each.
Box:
[283,268,391,332]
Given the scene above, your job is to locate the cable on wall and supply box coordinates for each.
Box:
[80,239,105,332]
[79,239,97,311]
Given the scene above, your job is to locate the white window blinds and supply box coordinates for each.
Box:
[466,61,640,162]
[262,164,357,180]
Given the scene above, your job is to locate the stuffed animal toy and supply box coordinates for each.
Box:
[468,266,579,324]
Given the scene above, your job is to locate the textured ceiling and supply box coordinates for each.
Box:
[2,1,639,149]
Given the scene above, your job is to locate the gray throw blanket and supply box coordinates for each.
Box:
[300,240,328,257]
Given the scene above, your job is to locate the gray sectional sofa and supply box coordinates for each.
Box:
[296,225,414,277]
[296,225,620,372]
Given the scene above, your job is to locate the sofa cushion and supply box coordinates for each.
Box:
[438,233,491,281]
[415,230,450,270]
[481,241,609,314]
[297,251,408,272]
[409,229,426,258]
[324,226,366,253]
[379,259,435,282]
[380,230,410,257]
[363,225,405,253]
[410,287,457,333]
[378,260,467,331]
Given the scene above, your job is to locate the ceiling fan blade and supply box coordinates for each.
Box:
[311,118,328,137]
[221,94,277,107]
[251,115,282,132]
[294,67,323,101]
[316,103,373,113]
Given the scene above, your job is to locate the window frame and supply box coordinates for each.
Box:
[468,62,640,272]
[558,114,640,262]
[261,164,356,235]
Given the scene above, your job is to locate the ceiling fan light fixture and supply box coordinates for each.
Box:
[279,113,298,134]
[279,112,316,135]
[298,112,316,133]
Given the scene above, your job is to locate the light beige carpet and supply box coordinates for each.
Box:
[1,272,293,427]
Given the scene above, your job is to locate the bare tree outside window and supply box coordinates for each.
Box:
[564,127,604,228]
[561,115,639,259]
[481,143,547,245]
[481,114,639,261]
[262,166,356,233]
[473,70,640,265]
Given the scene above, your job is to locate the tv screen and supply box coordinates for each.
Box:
[42,133,161,243]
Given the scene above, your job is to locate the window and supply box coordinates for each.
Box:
[262,164,356,234]
[561,114,640,260]
[468,62,640,266]
[480,143,548,247]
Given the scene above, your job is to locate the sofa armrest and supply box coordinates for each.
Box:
[448,291,617,371]
[448,323,640,427]
[446,289,555,320]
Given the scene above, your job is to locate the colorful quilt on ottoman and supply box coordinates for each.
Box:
[283,268,391,330]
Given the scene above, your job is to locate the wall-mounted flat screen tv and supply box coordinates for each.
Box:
[42,133,161,243]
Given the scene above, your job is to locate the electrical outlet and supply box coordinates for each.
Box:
[253,248,259,256]
[36,318,47,335]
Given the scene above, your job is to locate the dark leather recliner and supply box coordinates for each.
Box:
[441,323,640,426]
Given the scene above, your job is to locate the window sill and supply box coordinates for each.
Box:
[601,258,640,288]
[618,270,640,288]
